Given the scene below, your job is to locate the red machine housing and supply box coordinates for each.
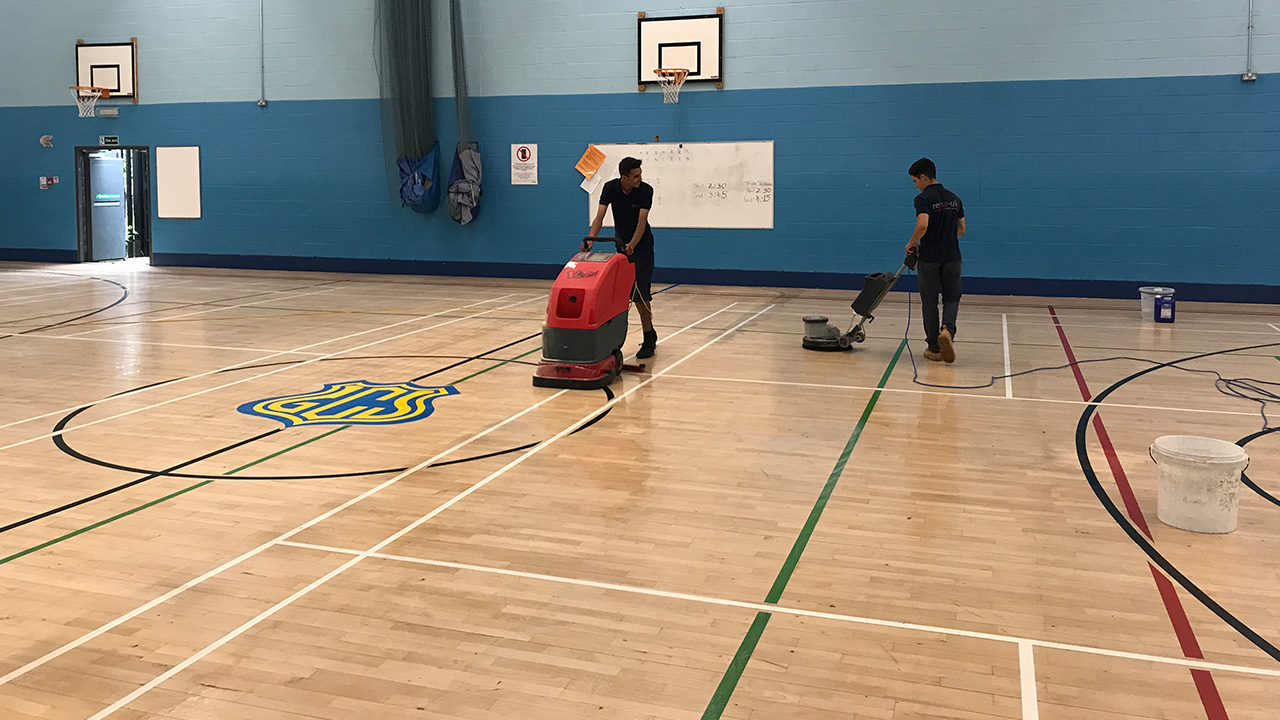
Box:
[533,247,636,389]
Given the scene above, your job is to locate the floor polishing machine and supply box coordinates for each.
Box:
[533,237,645,389]
[802,251,918,351]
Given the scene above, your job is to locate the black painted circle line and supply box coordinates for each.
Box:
[1,273,129,337]
[53,353,616,482]
[1076,340,1280,663]
[1237,427,1280,508]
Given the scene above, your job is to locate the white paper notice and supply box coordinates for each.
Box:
[579,170,604,194]
[511,144,538,185]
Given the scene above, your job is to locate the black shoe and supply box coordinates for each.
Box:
[636,330,657,359]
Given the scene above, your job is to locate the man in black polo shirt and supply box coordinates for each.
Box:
[905,157,965,363]
[584,156,658,358]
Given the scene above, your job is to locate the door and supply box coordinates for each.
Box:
[88,150,127,260]
[76,146,152,262]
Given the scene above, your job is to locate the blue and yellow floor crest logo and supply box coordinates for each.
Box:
[238,380,459,428]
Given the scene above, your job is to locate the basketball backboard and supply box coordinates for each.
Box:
[76,39,138,103]
[637,9,724,91]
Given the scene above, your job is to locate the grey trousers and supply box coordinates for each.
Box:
[917,260,961,351]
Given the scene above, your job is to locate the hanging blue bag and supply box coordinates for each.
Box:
[398,142,440,214]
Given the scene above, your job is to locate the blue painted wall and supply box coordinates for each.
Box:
[2,1,1278,298]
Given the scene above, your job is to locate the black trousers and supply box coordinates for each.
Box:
[917,260,961,351]
[629,251,653,303]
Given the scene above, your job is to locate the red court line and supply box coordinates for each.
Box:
[1049,306,1229,720]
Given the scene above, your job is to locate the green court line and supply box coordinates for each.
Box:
[223,425,351,476]
[452,347,540,384]
[0,481,214,566]
[1,348,540,565]
[701,338,906,719]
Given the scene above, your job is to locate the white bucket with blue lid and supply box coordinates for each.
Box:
[1139,286,1174,321]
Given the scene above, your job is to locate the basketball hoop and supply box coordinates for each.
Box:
[70,86,109,118]
[654,68,688,104]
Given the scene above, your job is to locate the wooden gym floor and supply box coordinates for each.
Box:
[0,260,1277,719]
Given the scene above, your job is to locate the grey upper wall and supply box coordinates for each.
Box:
[3,0,1276,107]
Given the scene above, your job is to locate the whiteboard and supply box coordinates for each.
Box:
[587,141,773,229]
[156,146,202,219]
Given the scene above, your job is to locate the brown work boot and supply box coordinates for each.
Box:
[938,328,956,363]
[923,349,944,362]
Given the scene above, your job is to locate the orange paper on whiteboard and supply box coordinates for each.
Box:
[575,144,606,178]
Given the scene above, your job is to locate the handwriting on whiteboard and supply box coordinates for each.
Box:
[743,180,773,204]
[691,182,729,201]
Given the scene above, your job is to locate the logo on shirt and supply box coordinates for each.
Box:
[931,200,960,211]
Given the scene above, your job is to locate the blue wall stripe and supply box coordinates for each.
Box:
[0,248,78,263]
[3,74,1276,297]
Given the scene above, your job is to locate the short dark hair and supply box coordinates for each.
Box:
[908,157,936,179]
[619,157,642,176]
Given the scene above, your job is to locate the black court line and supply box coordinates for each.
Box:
[1,427,283,535]
[28,339,614,532]
[1076,340,1280,663]
[0,274,128,338]
[1238,427,1280,508]
[32,279,352,331]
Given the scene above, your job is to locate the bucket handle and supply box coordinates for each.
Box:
[1149,446,1250,473]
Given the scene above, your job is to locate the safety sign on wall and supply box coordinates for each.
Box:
[511,144,537,185]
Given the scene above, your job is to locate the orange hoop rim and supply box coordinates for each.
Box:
[654,68,689,82]
[70,85,111,98]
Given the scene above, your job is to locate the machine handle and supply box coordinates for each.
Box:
[581,236,624,253]
[891,250,920,279]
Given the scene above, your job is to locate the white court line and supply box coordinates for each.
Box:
[0,302,753,711]
[82,303,766,719]
[0,279,104,297]
[0,286,123,310]
[1003,313,1014,399]
[0,275,176,299]
[4,333,327,356]
[661,373,1265,418]
[271,540,1280,681]
[0,376,570,689]
[1020,641,1039,720]
[60,286,345,338]
[1269,324,1280,335]
[822,307,1280,334]
[0,292,531,450]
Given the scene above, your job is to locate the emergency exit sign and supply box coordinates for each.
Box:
[99,135,119,146]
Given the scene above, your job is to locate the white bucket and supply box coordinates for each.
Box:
[1150,435,1249,534]
[1139,286,1175,321]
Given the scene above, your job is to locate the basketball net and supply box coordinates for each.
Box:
[654,68,688,104]
[70,86,106,118]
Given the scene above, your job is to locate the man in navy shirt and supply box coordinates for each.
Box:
[584,157,658,358]
[905,158,965,363]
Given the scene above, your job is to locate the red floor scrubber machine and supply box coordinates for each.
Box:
[533,237,643,389]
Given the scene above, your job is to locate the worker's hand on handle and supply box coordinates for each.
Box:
[580,236,595,252]
[904,240,919,255]
[623,240,638,256]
